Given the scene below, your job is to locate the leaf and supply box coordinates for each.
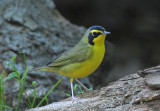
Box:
[63,92,71,97]
[0,104,12,109]
[32,81,36,86]
[6,62,9,66]
[89,87,93,91]
[12,56,16,62]
[2,72,18,82]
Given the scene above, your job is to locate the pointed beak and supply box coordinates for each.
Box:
[102,31,111,35]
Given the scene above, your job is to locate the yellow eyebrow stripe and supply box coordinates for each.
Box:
[90,30,103,34]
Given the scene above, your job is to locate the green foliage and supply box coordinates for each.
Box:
[24,81,37,109]
[89,87,93,91]
[0,72,12,111]
[73,84,84,95]
[2,72,17,82]
[64,83,93,97]
[36,79,62,107]
[63,92,71,97]
[64,84,85,97]
[0,51,62,110]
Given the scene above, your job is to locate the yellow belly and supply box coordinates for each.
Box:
[58,44,105,78]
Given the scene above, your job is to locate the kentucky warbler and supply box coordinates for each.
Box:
[34,25,111,101]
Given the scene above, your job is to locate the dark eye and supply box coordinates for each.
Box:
[93,32,97,36]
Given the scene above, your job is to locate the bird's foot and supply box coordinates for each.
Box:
[72,97,80,103]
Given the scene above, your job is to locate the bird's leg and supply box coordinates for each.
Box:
[70,78,79,102]
[75,78,90,92]
[70,78,75,99]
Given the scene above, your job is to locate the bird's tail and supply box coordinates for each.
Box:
[32,66,56,72]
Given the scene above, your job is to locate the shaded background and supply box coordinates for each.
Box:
[55,0,160,83]
[0,0,160,110]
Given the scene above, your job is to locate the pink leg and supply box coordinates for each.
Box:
[70,78,79,102]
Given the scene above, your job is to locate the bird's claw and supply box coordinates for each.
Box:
[72,97,80,103]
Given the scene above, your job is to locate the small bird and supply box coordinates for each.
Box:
[34,26,111,101]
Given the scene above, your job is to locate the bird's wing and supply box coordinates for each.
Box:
[46,42,92,67]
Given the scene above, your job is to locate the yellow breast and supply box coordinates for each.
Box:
[58,44,105,78]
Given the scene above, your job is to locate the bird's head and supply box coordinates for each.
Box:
[83,26,111,46]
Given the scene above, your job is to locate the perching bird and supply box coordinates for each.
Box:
[34,26,111,101]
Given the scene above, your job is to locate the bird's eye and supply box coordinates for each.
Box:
[92,32,97,36]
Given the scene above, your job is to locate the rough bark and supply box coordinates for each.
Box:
[27,65,160,111]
